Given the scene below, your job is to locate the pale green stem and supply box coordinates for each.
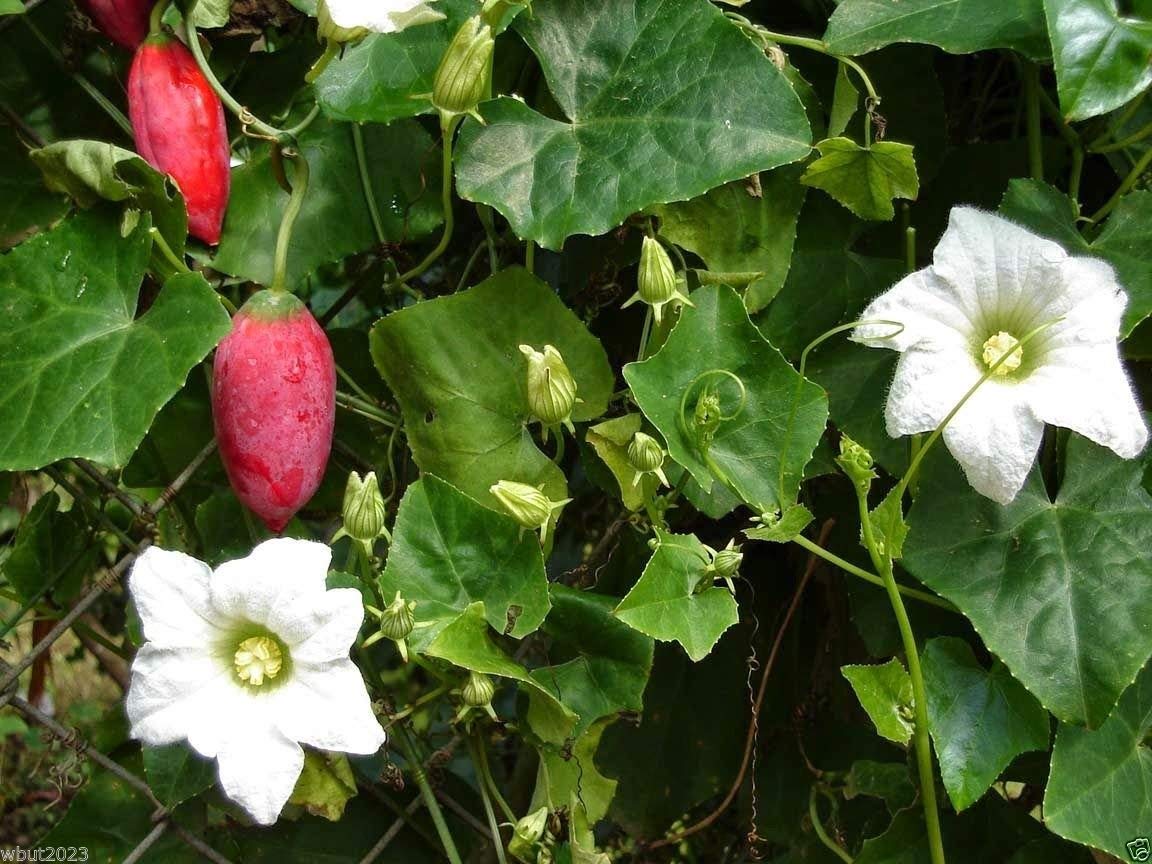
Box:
[271,153,310,293]
[353,123,386,245]
[394,724,463,864]
[809,787,853,863]
[394,115,461,286]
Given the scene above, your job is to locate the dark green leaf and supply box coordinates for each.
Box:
[800,138,919,222]
[842,659,914,746]
[824,0,1050,60]
[0,209,231,470]
[1044,0,1152,121]
[613,532,738,661]
[143,742,216,809]
[649,168,806,312]
[0,128,65,244]
[904,435,1152,726]
[829,64,860,139]
[922,637,1050,811]
[844,760,917,813]
[371,267,613,506]
[212,117,442,289]
[624,284,828,512]
[378,476,551,652]
[1,491,94,604]
[454,0,811,249]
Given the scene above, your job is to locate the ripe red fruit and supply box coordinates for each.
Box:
[212,291,336,533]
[77,0,154,48]
[128,34,230,245]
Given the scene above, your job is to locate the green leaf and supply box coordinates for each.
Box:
[529,585,655,738]
[1,491,95,604]
[869,487,909,560]
[143,742,216,809]
[842,659,914,746]
[212,117,442,289]
[288,751,357,821]
[585,414,659,511]
[844,760,917,813]
[453,0,811,250]
[1045,663,1152,860]
[1044,0,1152,121]
[824,0,1050,60]
[904,435,1152,727]
[371,267,613,506]
[194,489,309,567]
[531,719,619,826]
[624,284,828,512]
[744,504,814,543]
[425,602,577,744]
[0,128,65,244]
[0,209,231,470]
[800,137,919,222]
[922,637,1050,812]
[314,0,489,124]
[613,532,738,662]
[190,0,230,28]
[1000,179,1152,335]
[29,139,188,256]
[378,476,551,652]
[0,0,26,15]
[648,168,807,313]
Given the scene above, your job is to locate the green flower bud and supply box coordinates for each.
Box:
[622,236,694,325]
[836,434,876,490]
[508,806,549,863]
[519,344,578,436]
[462,671,496,707]
[432,16,495,119]
[692,390,723,448]
[379,592,416,642]
[627,431,669,488]
[489,480,571,545]
[316,0,369,43]
[710,545,743,580]
[342,471,386,543]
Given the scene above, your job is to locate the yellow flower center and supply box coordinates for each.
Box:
[233,636,283,687]
[981,331,1023,376]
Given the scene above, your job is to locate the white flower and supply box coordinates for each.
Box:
[126,539,385,826]
[324,0,444,34]
[852,206,1147,504]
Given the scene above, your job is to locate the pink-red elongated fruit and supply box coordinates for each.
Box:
[212,291,336,533]
[77,0,154,48]
[128,34,230,245]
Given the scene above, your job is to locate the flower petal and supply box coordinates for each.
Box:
[272,659,386,754]
[940,383,1045,504]
[1025,346,1148,459]
[216,725,304,826]
[126,643,234,754]
[210,538,331,629]
[884,344,983,436]
[930,207,1067,336]
[129,548,225,649]
[1041,256,1128,345]
[325,0,443,33]
[853,269,974,352]
[278,587,366,661]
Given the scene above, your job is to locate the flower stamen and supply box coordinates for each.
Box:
[981,331,1023,376]
[234,635,284,687]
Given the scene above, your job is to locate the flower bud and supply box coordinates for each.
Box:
[432,15,495,119]
[710,545,743,580]
[692,390,723,448]
[489,480,571,545]
[342,471,386,543]
[316,0,369,43]
[836,434,876,490]
[622,236,694,325]
[627,431,669,488]
[379,592,416,642]
[519,344,578,436]
[463,671,496,707]
[508,806,549,863]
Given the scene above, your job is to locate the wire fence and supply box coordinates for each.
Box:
[0,447,441,864]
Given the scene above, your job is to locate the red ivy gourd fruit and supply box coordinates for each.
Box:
[77,0,154,48]
[128,33,230,244]
[212,291,336,533]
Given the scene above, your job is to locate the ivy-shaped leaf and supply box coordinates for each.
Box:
[371,267,613,506]
[904,435,1152,727]
[142,743,216,809]
[585,414,659,511]
[378,476,551,652]
[0,208,231,470]
[614,532,738,661]
[922,637,1050,812]
[1,491,96,605]
[800,138,919,222]
[453,0,811,249]
[624,284,828,513]
[1044,0,1152,121]
[1045,663,1152,860]
[824,0,1050,60]
[842,659,915,746]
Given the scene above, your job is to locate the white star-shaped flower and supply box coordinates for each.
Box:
[126,539,385,826]
[852,206,1147,504]
[325,0,444,34]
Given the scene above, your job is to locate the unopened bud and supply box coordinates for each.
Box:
[711,545,743,580]
[627,432,669,488]
[519,344,578,436]
[379,592,416,641]
[692,390,723,448]
[836,434,876,489]
[623,236,694,325]
[508,806,549,863]
[432,16,495,119]
[490,480,570,545]
[342,471,386,543]
[463,671,496,707]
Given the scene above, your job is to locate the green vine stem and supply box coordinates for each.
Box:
[1036,89,1084,206]
[148,228,191,275]
[393,724,464,864]
[808,786,853,863]
[394,115,463,286]
[334,391,402,427]
[468,732,509,864]
[1022,60,1044,182]
[1090,144,1152,224]
[270,151,310,293]
[352,123,387,246]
